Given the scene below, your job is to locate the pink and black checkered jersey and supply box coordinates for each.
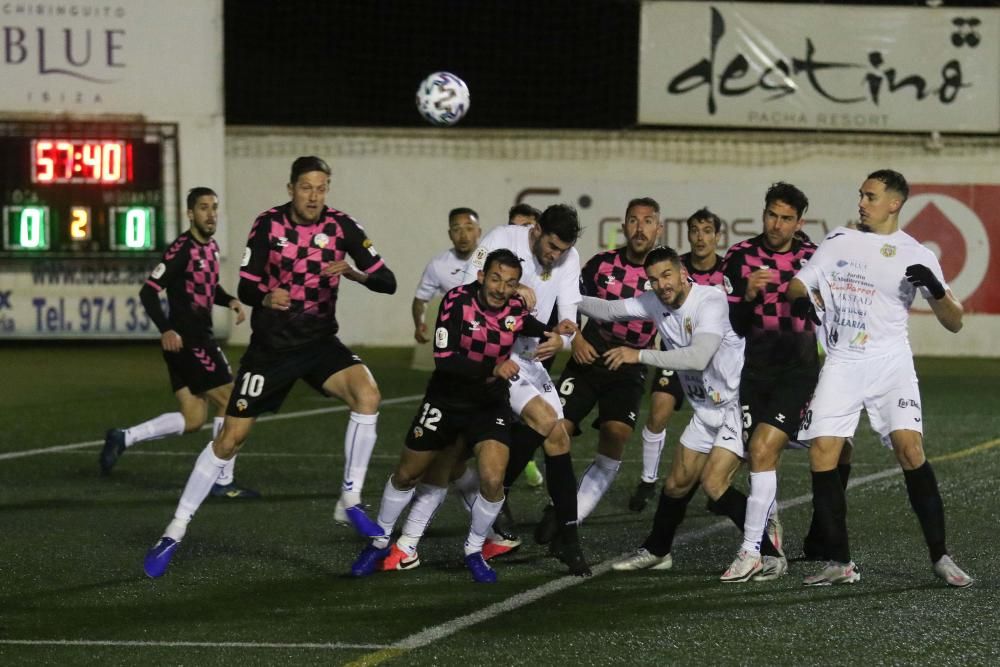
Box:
[144,231,227,343]
[430,281,547,398]
[681,252,724,287]
[722,234,819,369]
[579,247,656,354]
[239,204,385,349]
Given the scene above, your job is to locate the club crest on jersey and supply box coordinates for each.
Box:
[541,271,552,281]
[684,317,693,337]
[644,280,652,290]
[504,316,517,331]
[605,275,616,287]
[313,233,330,248]
[469,320,481,332]
[471,246,488,269]
[236,398,248,412]
[723,275,733,294]
[435,327,448,348]
[880,243,896,258]
[413,426,424,439]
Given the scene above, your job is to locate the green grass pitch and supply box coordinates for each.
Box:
[1,343,998,665]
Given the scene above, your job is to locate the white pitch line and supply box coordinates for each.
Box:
[389,464,904,652]
[0,465,913,654]
[0,394,423,462]
[0,639,389,651]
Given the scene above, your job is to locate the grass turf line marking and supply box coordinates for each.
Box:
[0,639,389,650]
[0,393,424,461]
[3,434,993,655]
[345,436,999,666]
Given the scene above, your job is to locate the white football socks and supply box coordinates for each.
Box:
[397,483,448,555]
[465,493,504,556]
[452,465,480,512]
[742,470,777,554]
[164,442,228,542]
[577,453,621,522]
[125,412,185,447]
[341,412,378,507]
[640,427,666,483]
[373,476,415,549]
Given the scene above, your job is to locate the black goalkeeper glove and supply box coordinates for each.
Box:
[791,296,821,326]
[905,264,946,300]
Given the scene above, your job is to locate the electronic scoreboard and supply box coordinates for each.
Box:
[0,120,180,338]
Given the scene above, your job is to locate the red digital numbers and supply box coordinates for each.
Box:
[32,140,130,184]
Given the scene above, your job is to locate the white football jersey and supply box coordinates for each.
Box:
[624,285,745,425]
[795,226,948,360]
[414,247,469,300]
[466,224,581,359]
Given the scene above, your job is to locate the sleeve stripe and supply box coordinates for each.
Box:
[365,259,385,274]
[145,280,164,291]
[239,271,261,282]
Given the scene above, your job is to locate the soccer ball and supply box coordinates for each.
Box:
[416,72,470,126]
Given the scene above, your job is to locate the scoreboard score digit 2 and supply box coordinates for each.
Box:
[1,121,179,258]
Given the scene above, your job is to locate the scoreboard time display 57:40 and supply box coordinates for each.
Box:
[0,120,180,338]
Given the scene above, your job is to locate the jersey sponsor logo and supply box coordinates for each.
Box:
[469,319,481,332]
[314,233,330,248]
[504,316,517,331]
[880,243,897,258]
[471,246,488,269]
[241,247,251,267]
[897,398,921,409]
[151,263,166,279]
[435,326,448,348]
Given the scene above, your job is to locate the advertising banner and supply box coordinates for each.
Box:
[639,2,1000,132]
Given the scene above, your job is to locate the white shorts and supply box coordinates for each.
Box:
[508,355,563,419]
[799,351,922,447]
[680,402,744,458]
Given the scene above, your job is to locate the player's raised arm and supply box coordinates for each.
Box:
[578,294,645,322]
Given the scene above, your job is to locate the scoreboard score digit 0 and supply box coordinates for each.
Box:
[0,121,179,258]
[0,120,180,339]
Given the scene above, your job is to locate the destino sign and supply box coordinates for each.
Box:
[639,2,999,132]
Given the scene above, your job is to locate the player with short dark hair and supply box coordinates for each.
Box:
[718,182,819,582]
[351,249,566,583]
[576,246,763,574]
[142,156,398,578]
[790,169,971,587]
[508,203,541,227]
[633,207,725,511]
[100,187,257,498]
[411,207,481,344]
[536,197,661,530]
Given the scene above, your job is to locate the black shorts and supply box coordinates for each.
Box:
[557,358,646,434]
[163,341,233,395]
[226,335,364,418]
[648,367,685,409]
[740,365,819,439]
[404,392,514,453]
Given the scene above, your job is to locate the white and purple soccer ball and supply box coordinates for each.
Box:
[416,71,470,126]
